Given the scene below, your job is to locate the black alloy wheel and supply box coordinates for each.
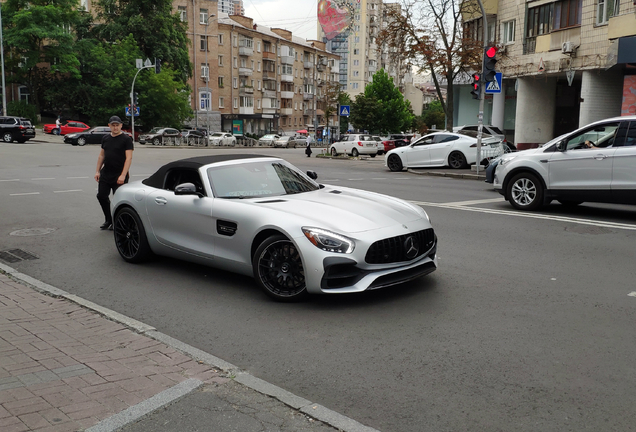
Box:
[114,208,152,263]
[387,154,403,172]
[77,137,86,146]
[253,235,307,302]
[448,151,468,169]
[3,132,13,143]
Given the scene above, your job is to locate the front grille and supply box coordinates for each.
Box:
[365,229,435,264]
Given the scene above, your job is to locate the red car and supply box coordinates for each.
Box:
[43,121,90,135]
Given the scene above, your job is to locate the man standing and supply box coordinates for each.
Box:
[94,116,133,230]
[305,134,312,157]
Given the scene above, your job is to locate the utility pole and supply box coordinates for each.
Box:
[475,0,488,176]
[130,59,156,141]
[0,3,7,116]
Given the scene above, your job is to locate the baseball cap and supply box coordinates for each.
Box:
[108,116,122,124]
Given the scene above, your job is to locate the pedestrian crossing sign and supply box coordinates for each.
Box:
[339,105,350,116]
[485,72,502,94]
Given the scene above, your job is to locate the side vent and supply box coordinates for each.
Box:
[217,220,238,236]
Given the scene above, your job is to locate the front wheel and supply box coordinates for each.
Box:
[3,133,13,143]
[507,172,544,211]
[448,151,468,169]
[152,138,161,146]
[77,137,86,146]
[370,154,376,158]
[114,207,152,263]
[253,235,307,302]
[330,147,337,156]
[387,154,403,172]
[351,148,359,157]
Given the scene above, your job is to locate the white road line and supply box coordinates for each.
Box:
[10,192,40,196]
[409,200,636,231]
[0,179,20,182]
[347,178,365,180]
[442,198,505,206]
[54,190,83,193]
[32,178,55,180]
[325,179,341,182]
[67,176,89,179]
[371,178,387,180]
[394,177,410,180]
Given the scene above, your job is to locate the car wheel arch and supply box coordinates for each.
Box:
[502,167,548,199]
[250,228,290,264]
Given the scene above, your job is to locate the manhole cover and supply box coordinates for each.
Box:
[10,228,56,237]
[0,249,39,263]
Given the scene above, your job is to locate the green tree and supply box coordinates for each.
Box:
[92,0,192,81]
[419,100,446,131]
[3,0,82,111]
[350,69,414,134]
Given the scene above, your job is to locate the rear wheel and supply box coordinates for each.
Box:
[330,147,337,156]
[507,172,544,211]
[448,151,468,169]
[253,235,307,302]
[370,154,376,158]
[387,154,403,172]
[114,207,152,263]
[77,137,86,146]
[53,129,60,135]
[152,138,161,146]
[3,132,13,143]
[351,148,359,157]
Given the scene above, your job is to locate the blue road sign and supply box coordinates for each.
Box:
[339,105,350,116]
[485,72,502,94]
[125,106,140,117]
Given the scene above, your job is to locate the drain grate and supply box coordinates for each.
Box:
[0,249,39,263]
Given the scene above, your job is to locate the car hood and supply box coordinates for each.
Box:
[249,186,425,234]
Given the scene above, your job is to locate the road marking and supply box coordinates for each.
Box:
[371,178,387,180]
[32,177,55,180]
[347,178,365,181]
[54,189,83,193]
[67,176,89,179]
[442,198,504,206]
[628,292,636,297]
[10,192,40,196]
[410,200,636,231]
[0,179,20,182]
[394,177,410,180]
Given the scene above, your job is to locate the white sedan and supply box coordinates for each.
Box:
[258,134,280,146]
[329,134,378,157]
[209,132,236,146]
[385,131,504,171]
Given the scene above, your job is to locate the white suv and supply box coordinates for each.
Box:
[329,134,379,157]
[494,116,636,210]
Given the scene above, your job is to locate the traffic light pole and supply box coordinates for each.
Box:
[475,0,488,176]
[130,65,154,142]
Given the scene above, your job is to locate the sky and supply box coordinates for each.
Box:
[244,0,320,41]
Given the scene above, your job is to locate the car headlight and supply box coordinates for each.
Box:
[66,134,77,138]
[499,155,517,166]
[302,227,355,253]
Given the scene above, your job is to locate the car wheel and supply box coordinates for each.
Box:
[387,154,403,172]
[3,132,13,143]
[558,200,583,207]
[17,139,26,144]
[370,154,376,158]
[77,137,86,146]
[351,148,359,157]
[285,143,289,148]
[114,207,152,263]
[448,151,468,169]
[330,147,337,156]
[152,138,161,146]
[507,172,544,211]
[53,129,60,135]
[253,234,307,302]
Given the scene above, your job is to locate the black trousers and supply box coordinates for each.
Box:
[96,181,124,223]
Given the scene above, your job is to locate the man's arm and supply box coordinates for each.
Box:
[94,149,105,182]
[117,149,133,185]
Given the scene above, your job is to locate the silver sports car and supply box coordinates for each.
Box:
[111,155,438,301]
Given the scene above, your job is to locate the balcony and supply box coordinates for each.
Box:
[239,86,254,95]
[262,107,278,114]
[239,107,254,115]
[238,67,253,76]
[238,46,253,56]
[263,51,276,61]
[316,64,325,72]
[280,74,294,82]
[304,61,313,69]
[281,108,293,116]
[304,109,315,116]
[368,64,377,73]
[262,70,276,81]
[281,55,294,65]
[280,91,294,99]
[263,90,276,99]
[303,93,314,100]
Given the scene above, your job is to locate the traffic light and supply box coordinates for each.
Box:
[483,46,498,82]
[133,92,139,105]
[470,73,481,100]
[155,58,161,74]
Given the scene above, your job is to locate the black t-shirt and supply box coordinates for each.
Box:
[100,133,134,183]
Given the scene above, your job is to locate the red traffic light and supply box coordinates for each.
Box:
[473,73,480,81]
[486,46,497,58]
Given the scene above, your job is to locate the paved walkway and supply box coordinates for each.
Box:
[0,269,377,432]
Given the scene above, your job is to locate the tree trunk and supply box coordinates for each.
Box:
[445,72,454,131]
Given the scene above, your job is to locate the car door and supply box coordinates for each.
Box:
[146,168,215,258]
[428,134,461,165]
[89,128,107,144]
[611,121,636,204]
[548,121,619,197]
[404,135,434,166]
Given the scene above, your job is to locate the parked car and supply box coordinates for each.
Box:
[64,127,112,146]
[387,134,413,147]
[0,116,36,143]
[493,116,636,211]
[180,129,206,145]
[139,127,181,145]
[273,135,298,148]
[43,121,90,135]
[453,125,516,152]
[329,134,379,157]
[372,136,395,155]
[209,132,237,146]
[121,127,142,142]
[258,134,281,146]
[385,131,504,171]
[110,155,437,301]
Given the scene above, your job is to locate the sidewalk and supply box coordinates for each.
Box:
[0,267,378,432]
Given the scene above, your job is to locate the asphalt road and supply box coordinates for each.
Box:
[2,136,636,431]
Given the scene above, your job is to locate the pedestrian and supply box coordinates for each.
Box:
[55,116,61,135]
[305,134,312,157]
[94,116,133,230]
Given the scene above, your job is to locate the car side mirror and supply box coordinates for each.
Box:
[174,183,201,197]
[307,170,318,180]
[556,140,567,152]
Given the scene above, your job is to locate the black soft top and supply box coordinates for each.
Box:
[142,154,270,188]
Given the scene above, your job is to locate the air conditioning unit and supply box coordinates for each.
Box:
[562,41,574,54]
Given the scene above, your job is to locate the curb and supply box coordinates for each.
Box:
[407,168,486,181]
[0,262,380,432]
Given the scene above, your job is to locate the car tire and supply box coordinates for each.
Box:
[351,148,359,157]
[448,151,468,169]
[507,172,544,211]
[77,137,86,146]
[17,139,26,144]
[387,154,403,172]
[370,154,376,158]
[53,129,60,135]
[558,200,583,207]
[114,207,152,263]
[3,132,13,143]
[253,234,308,302]
[330,147,337,156]
[152,138,161,146]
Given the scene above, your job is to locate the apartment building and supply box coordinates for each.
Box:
[459,0,636,148]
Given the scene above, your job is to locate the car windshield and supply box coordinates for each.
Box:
[261,135,274,139]
[489,126,504,134]
[211,133,223,137]
[279,136,290,141]
[208,160,319,199]
[372,136,381,141]
[149,127,162,134]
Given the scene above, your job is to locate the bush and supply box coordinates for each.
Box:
[8,101,39,125]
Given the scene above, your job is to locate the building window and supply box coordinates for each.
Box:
[353,70,359,77]
[201,63,209,79]
[240,97,253,107]
[218,33,224,44]
[233,98,238,109]
[257,61,261,71]
[200,8,208,24]
[233,77,238,88]
[199,91,211,111]
[257,80,261,90]
[527,4,553,37]
[18,86,29,103]
[597,0,619,25]
[218,55,224,66]
[353,49,359,55]
[257,99,261,109]
[200,36,208,51]
[178,6,187,22]
[219,97,224,108]
[553,0,582,30]
[233,57,238,68]
[233,35,238,47]
[354,36,360,43]
[502,20,515,44]
[218,76,224,88]
[257,41,261,52]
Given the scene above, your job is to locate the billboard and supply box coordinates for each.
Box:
[318,0,356,41]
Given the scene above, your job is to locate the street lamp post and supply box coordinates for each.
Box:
[0,3,8,116]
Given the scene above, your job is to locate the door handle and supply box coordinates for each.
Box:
[593,154,607,160]
[155,197,168,205]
